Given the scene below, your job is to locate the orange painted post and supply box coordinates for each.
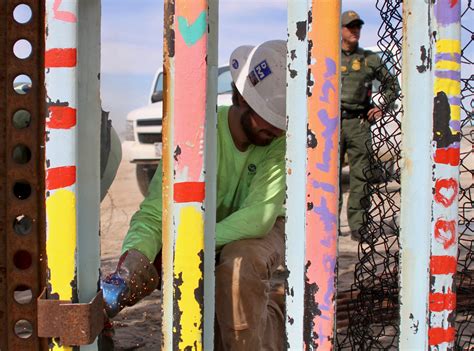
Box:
[305,1,341,349]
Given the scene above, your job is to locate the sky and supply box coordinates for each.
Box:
[100,1,386,137]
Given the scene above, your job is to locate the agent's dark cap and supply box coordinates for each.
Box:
[341,10,364,27]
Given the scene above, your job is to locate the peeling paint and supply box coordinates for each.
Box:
[173,271,184,350]
[306,68,314,97]
[307,127,317,148]
[288,64,298,79]
[165,0,176,58]
[290,49,297,60]
[433,91,460,147]
[174,144,182,161]
[303,261,321,350]
[296,20,307,41]
[307,40,313,66]
[416,45,429,73]
[409,313,419,334]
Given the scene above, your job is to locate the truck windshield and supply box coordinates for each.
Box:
[153,73,163,95]
[218,67,232,94]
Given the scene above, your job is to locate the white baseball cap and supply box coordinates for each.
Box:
[229,40,287,130]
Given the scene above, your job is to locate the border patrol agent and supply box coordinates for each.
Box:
[340,10,399,241]
[102,40,288,350]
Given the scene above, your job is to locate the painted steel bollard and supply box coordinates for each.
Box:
[161,1,217,349]
[44,1,79,349]
[428,2,461,347]
[0,1,468,349]
[44,1,102,349]
[286,1,341,349]
[285,0,309,349]
[305,1,341,349]
[76,2,102,350]
[400,1,461,349]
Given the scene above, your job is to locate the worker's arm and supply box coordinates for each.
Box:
[122,162,163,261]
[215,138,286,249]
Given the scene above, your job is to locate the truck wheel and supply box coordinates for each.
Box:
[136,164,157,196]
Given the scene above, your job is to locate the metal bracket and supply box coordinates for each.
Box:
[37,288,104,346]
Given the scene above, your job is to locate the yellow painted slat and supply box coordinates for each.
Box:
[174,206,204,350]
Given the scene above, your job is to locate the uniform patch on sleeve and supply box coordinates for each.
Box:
[248,60,272,86]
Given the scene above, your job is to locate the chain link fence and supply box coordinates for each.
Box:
[336,1,473,349]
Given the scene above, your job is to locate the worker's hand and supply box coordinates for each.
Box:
[100,250,159,318]
[101,273,130,318]
[367,106,383,123]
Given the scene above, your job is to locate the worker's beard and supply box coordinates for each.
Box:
[240,109,274,147]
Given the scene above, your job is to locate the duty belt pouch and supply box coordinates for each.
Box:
[341,109,364,119]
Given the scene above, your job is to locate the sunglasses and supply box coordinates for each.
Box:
[345,23,362,30]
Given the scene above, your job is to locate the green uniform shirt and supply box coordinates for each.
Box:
[122,105,286,261]
[341,46,399,112]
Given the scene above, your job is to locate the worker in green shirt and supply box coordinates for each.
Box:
[102,40,287,350]
[340,10,400,241]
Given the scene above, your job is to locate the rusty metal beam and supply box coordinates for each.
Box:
[161,0,175,347]
[37,289,103,346]
[0,0,47,350]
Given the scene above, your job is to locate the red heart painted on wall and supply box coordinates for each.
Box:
[434,219,456,249]
[434,178,458,207]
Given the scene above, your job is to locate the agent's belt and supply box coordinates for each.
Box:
[341,109,366,119]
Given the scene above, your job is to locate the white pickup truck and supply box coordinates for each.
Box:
[124,66,233,195]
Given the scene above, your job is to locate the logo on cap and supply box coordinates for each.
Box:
[232,59,239,69]
[247,60,272,86]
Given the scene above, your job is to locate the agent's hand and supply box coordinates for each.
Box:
[367,107,383,123]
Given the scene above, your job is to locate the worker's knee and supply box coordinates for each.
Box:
[216,241,275,283]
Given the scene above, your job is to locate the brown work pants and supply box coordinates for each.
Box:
[214,217,285,351]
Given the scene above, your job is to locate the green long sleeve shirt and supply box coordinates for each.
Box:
[122,105,286,261]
